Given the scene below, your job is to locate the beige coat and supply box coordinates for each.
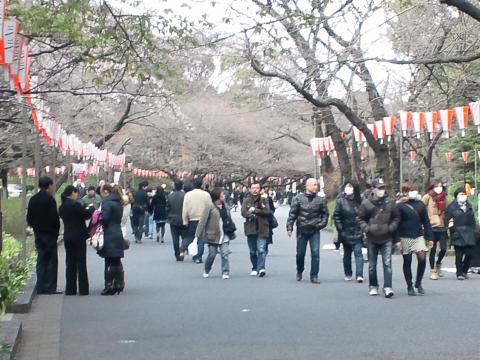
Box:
[182,189,212,225]
[421,194,445,229]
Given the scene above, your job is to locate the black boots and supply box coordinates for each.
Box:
[101,266,125,296]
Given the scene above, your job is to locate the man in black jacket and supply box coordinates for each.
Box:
[132,181,149,243]
[287,178,329,284]
[358,178,400,298]
[166,180,185,261]
[26,176,61,295]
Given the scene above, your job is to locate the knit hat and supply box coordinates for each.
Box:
[453,187,466,199]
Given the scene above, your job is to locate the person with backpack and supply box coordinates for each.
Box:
[358,178,400,298]
[396,184,433,296]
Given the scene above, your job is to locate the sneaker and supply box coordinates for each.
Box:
[356,276,364,283]
[202,272,209,278]
[345,276,352,282]
[250,270,258,276]
[463,273,469,279]
[407,287,417,296]
[194,259,203,264]
[258,269,266,277]
[222,274,230,280]
[310,277,320,284]
[457,275,465,280]
[415,284,425,295]
[369,286,378,296]
[384,287,394,298]
[296,273,302,282]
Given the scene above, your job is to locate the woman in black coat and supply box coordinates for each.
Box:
[98,184,125,295]
[151,186,168,243]
[445,188,477,280]
[59,185,95,295]
[333,181,364,283]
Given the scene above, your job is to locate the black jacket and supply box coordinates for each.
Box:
[396,198,433,241]
[151,193,168,221]
[26,190,60,237]
[98,194,124,258]
[59,199,94,243]
[287,193,329,234]
[357,195,400,244]
[166,190,185,226]
[219,201,236,239]
[333,194,363,245]
[132,189,149,215]
[445,201,476,247]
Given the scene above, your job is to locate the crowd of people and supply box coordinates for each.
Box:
[26,174,478,299]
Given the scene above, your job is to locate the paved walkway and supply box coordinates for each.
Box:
[14,206,480,360]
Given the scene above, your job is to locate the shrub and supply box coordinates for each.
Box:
[0,233,35,315]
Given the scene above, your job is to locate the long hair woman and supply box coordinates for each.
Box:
[59,185,95,295]
[98,184,125,295]
[151,186,168,243]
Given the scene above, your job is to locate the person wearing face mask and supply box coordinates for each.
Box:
[396,184,433,296]
[422,180,448,280]
[333,181,364,282]
[445,188,477,280]
[358,178,400,298]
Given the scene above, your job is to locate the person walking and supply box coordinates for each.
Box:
[358,178,400,298]
[333,181,364,283]
[287,178,329,284]
[131,181,149,244]
[180,178,211,263]
[445,188,477,280]
[59,185,95,296]
[396,184,433,296]
[151,186,168,243]
[120,189,133,239]
[98,184,125,295]
[26,176,61,295]
[422,180,448,280]
[81,186,102,209]
[167,180,186,261]
[197,187,236,279]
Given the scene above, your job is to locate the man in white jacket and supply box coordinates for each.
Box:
[180,178,212,263]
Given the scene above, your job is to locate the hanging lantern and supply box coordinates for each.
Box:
[411,112,425,139]
[439,109,453,138]
[409,151,417,162]
[462,151,468,164]
[424,112,438,139]
[469,100,480,133]
[398,111,411,137]
[375,120,385,144]
[352,127,365,143]
[383,116,395,142]
[367,123,377,140]
[454,106,469,137]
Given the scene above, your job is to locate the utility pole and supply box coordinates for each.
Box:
[20,114,28,260]
[399,132,403,192]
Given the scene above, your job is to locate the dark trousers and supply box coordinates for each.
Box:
[64,241,89,295]
[402,253,426,288]
[170,224,183,258]
[429,230,447,269]
[105,257,122,267]
[367,241,393,289]
[296,231,320,277]
[454,245,473,277]
[131,213,145,241]
[35,234,59,294]
[343,242,364,278]
[180,221,205,261]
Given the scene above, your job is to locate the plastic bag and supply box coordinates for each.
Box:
[187,237,198,256]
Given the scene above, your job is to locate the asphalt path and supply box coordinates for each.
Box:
[59,206,480,360]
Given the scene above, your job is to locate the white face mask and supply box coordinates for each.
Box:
[408,191,418,199]
[433,186,443,194]
[457,194,468,204]
[374,189,385,198]
[344,186,354,196]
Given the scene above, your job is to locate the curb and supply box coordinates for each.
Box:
[0,314,22,360]
[6,272,36,314]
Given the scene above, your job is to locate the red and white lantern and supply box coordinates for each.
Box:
[424,111,438,139]
[409,151,417,162]
[398,111,411,137]
[469,100,480,133]
[367,123,377,140]
[445,152,452,163]
[352,127,365,143]
[411,112,425,139]
[462,151,468,164]
[439,109,453,138]
[383,116,395,142]
[375,120,385,144]
[454,106,469,137]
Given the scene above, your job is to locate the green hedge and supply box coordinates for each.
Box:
[0,233,35,315]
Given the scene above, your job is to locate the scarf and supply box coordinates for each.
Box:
[428,190,446,212]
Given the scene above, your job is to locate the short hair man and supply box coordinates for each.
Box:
[286,178,329,284]
[81,186,102,209]
[241,182,272,277]
[166,180,185,261]
[26,176,61,294]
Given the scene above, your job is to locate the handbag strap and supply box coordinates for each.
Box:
[404,203,421,222]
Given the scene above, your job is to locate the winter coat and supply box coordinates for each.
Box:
[395,197,433,241]
[445,201,477,247]
[26,190,60,237]
[286,193,329,235]
[219,202,236,238]
[81,194,102,210]
[333,193,363,245]
[195,203,223,244]
[59,198,94,243]
[166,190,185,226]
[357,195,401,245]
[421,193,446,229]
[98,194,124,258]
[241,195,272,237]
[151,193,168,222]
[132,189,149,216]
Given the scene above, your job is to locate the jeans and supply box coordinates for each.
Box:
[64,240,89,295]
[205,242,230,275]
[131,212,145,241]
[296,231,320,277]
[367,241,393,289]
[155,221,166,238]
[343,242,364,278]
[35,234,59,294]
[170,224,183,258]
[247,235,268,271]
[429,230,447,269]
[180,221,205,261]
[454,245,473,276]
[144,214,154,237]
